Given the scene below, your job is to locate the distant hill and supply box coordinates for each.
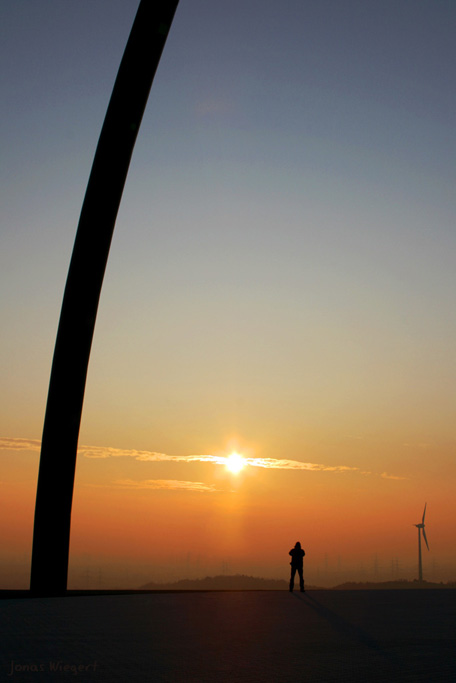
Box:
[333,580,456,590]
[139,574,319,591]
[138,575,456,591]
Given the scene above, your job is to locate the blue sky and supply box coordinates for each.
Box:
[2,0,456,452]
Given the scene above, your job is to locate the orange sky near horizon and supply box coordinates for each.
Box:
[1,434,455,589]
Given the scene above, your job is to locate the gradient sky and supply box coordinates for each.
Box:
[1,0,456,588]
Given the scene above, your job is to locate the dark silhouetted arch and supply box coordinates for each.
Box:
[30,0,180,596]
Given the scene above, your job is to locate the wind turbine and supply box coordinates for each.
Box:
[414,503,429,582]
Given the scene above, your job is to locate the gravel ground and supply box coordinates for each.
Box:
[1,589,455,682]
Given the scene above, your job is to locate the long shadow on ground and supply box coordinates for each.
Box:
[293,592,402,667]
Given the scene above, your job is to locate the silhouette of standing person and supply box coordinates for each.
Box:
[289,542,305,592]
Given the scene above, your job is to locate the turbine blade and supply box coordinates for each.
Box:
[422,527,429,551]
[422,503,427,524]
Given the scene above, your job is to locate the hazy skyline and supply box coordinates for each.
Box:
[1,0,456,588]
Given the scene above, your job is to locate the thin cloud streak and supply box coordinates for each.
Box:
[0,437,405,479]
[113,479,219,492]
[0,437,41,451]
[380,472,407,481]
[244,457,359,472]
[0,438,360,472]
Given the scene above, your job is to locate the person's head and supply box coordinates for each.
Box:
[295,542,301,549]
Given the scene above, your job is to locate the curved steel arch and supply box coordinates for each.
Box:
[31,0,180,596]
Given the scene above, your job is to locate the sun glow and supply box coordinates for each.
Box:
[226,452,245,474]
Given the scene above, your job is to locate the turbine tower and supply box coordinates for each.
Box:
[414,503,429,582]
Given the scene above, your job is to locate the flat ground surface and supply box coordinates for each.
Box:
[1,590,455,682]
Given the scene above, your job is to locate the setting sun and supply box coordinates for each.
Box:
[226,453,245,475]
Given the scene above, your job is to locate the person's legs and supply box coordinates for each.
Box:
[298,567,305,592]
[289,567,296,592]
